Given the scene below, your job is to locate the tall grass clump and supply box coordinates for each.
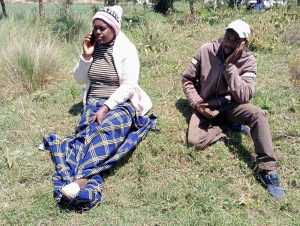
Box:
[289,54,300,86]
[249,5,300,52]
[248,15,282,52]
[50,10,92,43]
[123,10,172,55]
[0,17,68,96]
[281,23,300,46]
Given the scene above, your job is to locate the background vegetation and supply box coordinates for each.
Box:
[0,1,299,225]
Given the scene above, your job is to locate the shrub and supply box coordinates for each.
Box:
[281,23,300,46]
[153,0,174,14]
[50,12,91,43]
[247,16,277,52]
[0,18,68,96]
[123,10,172,55]
[289,54,300,86]
[248,6,300,52]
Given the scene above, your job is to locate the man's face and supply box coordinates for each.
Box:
[223,29,244,55]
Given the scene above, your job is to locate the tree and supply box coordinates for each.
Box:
[104,0,117,6]
[189,0,194,14]
[226,0,243,9]
[63,0,72,17]
[38,0,45,19]
[0,0,8,18]
[153,0,174,14]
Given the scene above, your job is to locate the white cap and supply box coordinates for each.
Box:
[226,19,251,38]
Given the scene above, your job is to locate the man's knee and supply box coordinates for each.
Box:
[187,133,209,150]
[251,107,267,121]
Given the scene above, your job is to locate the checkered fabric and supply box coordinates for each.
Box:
[41,99,157,210]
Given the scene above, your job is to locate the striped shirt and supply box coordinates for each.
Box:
[87,40,120,100]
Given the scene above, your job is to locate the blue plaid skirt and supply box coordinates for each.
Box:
[41,99,156,210]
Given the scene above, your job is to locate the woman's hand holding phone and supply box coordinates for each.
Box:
[82,32,96,61]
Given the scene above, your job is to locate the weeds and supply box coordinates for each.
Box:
[281,23,300,46]
[249,16,281,52]
[289,53,300,86]
[124,10,172,55]
[50,11,91,43]
[248,5,300,52]
[0,18,68,96]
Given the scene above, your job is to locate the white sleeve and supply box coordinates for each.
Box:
[73,54,93,84]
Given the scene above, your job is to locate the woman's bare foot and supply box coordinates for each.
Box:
[75,178,88,189]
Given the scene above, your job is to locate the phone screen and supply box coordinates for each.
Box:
[90,32,95,45]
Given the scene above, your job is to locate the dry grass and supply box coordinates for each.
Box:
[289,53,300,86]
[0,16,69,97]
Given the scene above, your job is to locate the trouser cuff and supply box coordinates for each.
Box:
[256,156,277,171]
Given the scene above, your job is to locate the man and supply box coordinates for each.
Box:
[182,19,284,198]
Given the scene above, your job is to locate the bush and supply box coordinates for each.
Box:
[50,11,91,43]
[123,10,171,55]
[248,16,282,52]
[0,18,68,96]
[289,54,300,86]
[153,0,174,14]
[281,23,300,46]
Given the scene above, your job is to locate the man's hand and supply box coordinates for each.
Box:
[92,105,110,125]
[196,102,219,119]
[225,41,245,66]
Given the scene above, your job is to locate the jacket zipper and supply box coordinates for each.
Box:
[216,64,225,107]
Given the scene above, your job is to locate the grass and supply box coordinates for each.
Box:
[0,1,300,225]
[0,17,69,95]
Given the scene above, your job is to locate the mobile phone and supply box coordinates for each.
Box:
[90,32,95,45]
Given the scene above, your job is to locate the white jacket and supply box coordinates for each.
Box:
[73,31,152,116]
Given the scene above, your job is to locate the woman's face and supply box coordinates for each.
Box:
[93,19,115,44]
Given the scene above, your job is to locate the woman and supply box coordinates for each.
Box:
[40,5,156,210]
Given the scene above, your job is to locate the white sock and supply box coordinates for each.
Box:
[61,182,80,199]
[38,143,46,151]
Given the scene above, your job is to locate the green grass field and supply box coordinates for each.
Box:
[0,1,300,225]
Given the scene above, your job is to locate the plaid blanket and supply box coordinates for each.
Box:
[41,99,157,210]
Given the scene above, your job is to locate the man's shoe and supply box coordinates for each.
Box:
[260,171,284,199]
[231,124,250,135]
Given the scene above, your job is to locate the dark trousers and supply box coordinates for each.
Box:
[187,102,277,171]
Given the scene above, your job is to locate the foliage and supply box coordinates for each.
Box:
[0,0,8,18]
[123,10,171,55]
[50,10,92,43]
[289,53,300,86]
[281,23,300,46]
[153,0,174,14]
[246,3,300,52]
[226,0,243,8]
[0,17,67,95]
